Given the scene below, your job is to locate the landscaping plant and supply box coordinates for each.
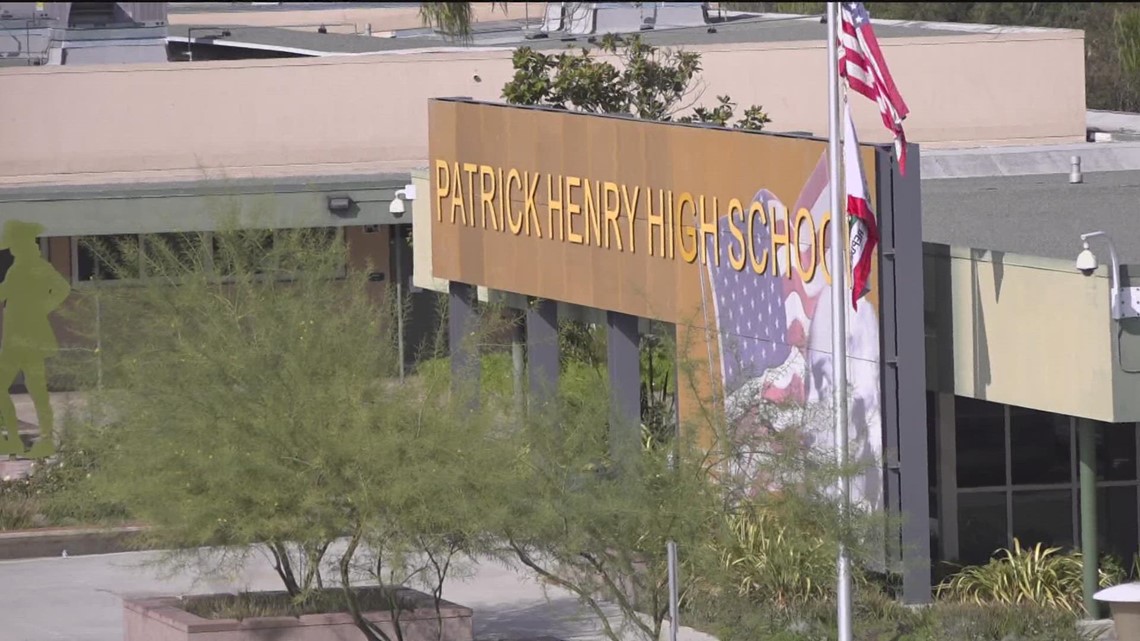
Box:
[937,538,1125,615]
[68,228,512,641]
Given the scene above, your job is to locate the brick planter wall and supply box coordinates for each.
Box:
[122,587,473,641]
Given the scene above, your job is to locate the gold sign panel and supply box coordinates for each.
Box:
[428,99,877,325]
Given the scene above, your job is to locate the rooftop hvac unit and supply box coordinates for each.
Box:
[539,2,708,37]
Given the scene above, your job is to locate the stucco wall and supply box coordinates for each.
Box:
[0,28,1084,188]
[925,245,1122,422]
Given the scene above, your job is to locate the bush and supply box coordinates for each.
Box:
[0,428,126,531]
[69,228,516,641]
[937,538,1124,615]
[698,590,1089,641]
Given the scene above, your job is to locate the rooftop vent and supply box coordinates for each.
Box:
[69,2,118,27]
[540,2,709,38]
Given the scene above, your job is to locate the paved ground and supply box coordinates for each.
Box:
[0,548,717,641]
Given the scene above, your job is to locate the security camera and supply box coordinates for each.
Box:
[1076,241,1098,276]
[388,195,406,216]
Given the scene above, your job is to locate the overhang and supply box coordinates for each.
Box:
[0,173,413,237]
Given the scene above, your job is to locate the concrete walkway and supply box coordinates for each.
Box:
[0,548,717,641]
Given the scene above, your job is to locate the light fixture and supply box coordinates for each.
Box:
[327,195,355,216]
[1077,230,1140,320]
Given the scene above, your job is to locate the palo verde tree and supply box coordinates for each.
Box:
[69,228,513,641]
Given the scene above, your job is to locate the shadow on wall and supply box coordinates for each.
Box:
[924,244,1007,398]
[969,248,993,399]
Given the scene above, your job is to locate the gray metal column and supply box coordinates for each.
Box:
[526,298,559,410]
[877,143,931,603]
[1078,417,1100,618]
[511,316,526,417]
[607,310,640,463]
[449,281,480,404]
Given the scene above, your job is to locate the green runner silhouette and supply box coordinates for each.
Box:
[0,221,70,458]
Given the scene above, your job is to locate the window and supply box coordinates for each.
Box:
[1012,489,1074,550]
[75,228,344,284]
[956,397,1006,488]
[1100,486,1139,562]
[211,228,344,279]
[958,491,1007,564]
[928,390,938,489]
[1010,406,1071,485]
[74,234,140,282]
[143,232,208,275]
[1099,422,1137,482]
[947,396,1140,565]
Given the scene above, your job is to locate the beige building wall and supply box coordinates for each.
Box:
[0,28,1083,188]
[925,245,1127,422]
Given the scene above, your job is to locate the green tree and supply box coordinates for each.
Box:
[71,229,511,641]
[725,2,1140,112]
[502,33,771,128]
[418,2,507,39]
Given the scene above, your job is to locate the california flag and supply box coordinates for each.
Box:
[843,100,879,309]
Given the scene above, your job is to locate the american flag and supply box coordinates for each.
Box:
[704,155,830,419]
[839,2,910,174]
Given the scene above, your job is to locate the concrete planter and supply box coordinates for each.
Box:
[123,587,473,641]
[1096,583,1140,641]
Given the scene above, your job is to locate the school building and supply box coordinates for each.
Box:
[2,1,1135,601]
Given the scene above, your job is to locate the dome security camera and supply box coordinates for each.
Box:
[1076,241,1098,275]
[388,194,406,216]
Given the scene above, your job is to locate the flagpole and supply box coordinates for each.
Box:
[825,3,853,641]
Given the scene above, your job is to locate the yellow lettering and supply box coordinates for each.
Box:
[747,201,768,274]
[462,163,478,226]
[647,188,666,258]
[769,201,790,279]
[507,169,524,235]
[726,198,746,271]
[479,165,497,231]
[547,174,564,241]
[496,168,507,232]
[584,180,602,246]
[525,171,542,239]
[699,196,718,266]
[793,207,817,283]
[435,159,450,222]
[566,176,583,244]
[676,192,698,264]
[603,182,622,251]
[666,191,675,259]
[622,185,640,255]
[450,161,464,225]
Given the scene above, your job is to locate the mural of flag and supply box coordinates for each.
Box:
[839,1,910,174]
[704,158,830,423]
[843,100,879,309]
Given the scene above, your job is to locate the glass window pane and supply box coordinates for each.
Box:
[956,397,1006,488]
[76,235,138,281]
[928,391,937,489]
[145,233,205,274]
[958,491,1007,564]
[930,489,942,563]
[1098,423,1137,482]
[1098,486,1138,564]
[1009,406,1071,485]
[1012,489,1074,551]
